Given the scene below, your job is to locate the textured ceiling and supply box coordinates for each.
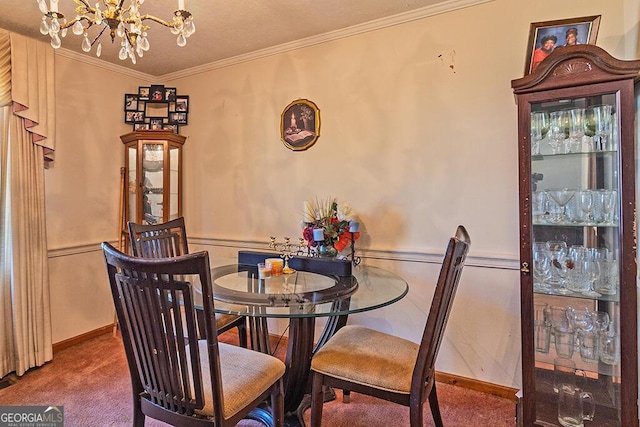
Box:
[0,0,478,76]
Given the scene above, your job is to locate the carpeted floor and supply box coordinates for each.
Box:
[0,333,516,426]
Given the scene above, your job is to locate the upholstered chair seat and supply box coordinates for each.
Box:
[191,341,285,419]
[311,325,419,394]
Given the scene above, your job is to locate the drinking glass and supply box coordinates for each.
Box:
[546,189,577,224]
[577,190,594,224]
[535,321,552,354]
[532,190,548,224]
[591,104,612,151]
[567,108,586,153]
[580,258,602,298]
[554,326,576,358]
[566,306,594,335]
[553,358,587,393]
[533,243,552,292]
[596,258,618,295]
[548,110,569,154]
[557,384,595,427]
[578,330,599,364]
[545,241,570,294]
[598,190,617,225]
[566,245,588,293]
[599,333,620,365]
[530,111,549,155]
[592,311,610,334]
[547,305,570,331]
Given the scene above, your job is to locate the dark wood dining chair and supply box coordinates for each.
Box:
[309,225,471,427]
[128,217,247,348]
[102,242,285,427]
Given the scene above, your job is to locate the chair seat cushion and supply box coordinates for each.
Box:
[193,341,285,419]
[311,325,419,394]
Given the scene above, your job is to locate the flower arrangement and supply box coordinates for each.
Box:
[302,197,360,253]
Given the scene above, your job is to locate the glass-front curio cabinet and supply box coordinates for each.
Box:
[120,131,186,228]
[511,45,640,426]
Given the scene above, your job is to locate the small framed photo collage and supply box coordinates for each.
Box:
[124,85,189,133]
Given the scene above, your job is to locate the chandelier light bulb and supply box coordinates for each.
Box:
[50,0,59,13]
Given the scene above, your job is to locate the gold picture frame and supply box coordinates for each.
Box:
[524,15,601,75]
[280,99,320,151]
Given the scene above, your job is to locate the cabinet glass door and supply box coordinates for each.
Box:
[530,93,622,425]
[142,142,164,224]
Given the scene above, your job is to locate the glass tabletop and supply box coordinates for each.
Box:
[203,263,408,318]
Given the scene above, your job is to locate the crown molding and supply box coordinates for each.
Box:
[54,47,155,80]
[162,0,494,81]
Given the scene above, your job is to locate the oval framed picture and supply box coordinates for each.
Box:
[280,99,320,151]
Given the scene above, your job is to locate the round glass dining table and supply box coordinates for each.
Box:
[206,261,409,415]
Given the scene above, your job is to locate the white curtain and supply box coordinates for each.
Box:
[0,29,55,377]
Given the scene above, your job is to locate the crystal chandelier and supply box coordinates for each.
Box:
[36,0,195,64]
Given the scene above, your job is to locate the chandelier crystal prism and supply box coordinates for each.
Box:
[36,0,195,64]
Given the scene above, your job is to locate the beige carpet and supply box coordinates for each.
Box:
[0,333,515,426]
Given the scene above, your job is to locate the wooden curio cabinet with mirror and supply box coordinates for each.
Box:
[512,45,640,426]
[121,131,186,232]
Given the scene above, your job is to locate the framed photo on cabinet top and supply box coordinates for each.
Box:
[524,15,600,75]
[280,99,320,151]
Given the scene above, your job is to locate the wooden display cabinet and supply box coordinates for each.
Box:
[121,131,186,229]
[512,45,640,426]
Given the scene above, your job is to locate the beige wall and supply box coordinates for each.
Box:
[40,0,637,389]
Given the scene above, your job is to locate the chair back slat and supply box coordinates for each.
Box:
[128,217,189,258]
[412,225,471,396]
[104,243,224,418]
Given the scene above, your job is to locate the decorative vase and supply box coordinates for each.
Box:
[317,241,338,258]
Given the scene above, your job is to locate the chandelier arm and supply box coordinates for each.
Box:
[138,14,178,29]
[72,0,94,11]
[91,25,108,46]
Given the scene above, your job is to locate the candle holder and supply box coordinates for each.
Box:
[349,232,362,265]
[269,236,308,273]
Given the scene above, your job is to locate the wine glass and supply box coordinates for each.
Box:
[530,111,549,156]
[581,258,602,298]
[577,190,594,224]
[545,241,571,294]
[548,110,568,154]
[591,105,612,151]
[533,242,552,293]
[567,108,586,153]
[545,188,577,224]
[598,189,617,225]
